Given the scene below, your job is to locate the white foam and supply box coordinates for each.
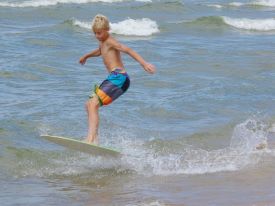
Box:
[229,2,245,7]
[251,0,275,7]
[122,118,271,176]
[72,18,159,36]
[230,118,268,151]
[16,118,273,178]
[269,123,275,133]
[207,4,223,9]
[110,18,159,36]
[222,16,275,31]
[228,0,275,7]
[72,19,91,29]
[135,0,151,2]
[0,0,135,8]
[126,201,165,206]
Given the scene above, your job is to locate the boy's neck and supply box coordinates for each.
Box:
[101,33,110,42]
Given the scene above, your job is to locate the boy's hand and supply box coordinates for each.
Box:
[143,62,156,74]
[79,56,87,65]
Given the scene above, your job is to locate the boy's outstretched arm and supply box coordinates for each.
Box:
[110,40,156,74]
[79,48,101,65]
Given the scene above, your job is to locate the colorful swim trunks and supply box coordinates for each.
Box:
[90,68,130,106]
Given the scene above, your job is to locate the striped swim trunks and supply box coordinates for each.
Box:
[90,68,130,106]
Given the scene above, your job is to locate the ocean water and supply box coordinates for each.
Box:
[1,0,275,205]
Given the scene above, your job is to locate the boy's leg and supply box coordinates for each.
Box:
[85,96,100,145]
[84,71,130,145]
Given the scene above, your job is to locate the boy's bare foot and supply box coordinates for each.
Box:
[83,137,98,145]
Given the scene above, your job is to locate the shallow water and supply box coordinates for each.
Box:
[1,0,275,205]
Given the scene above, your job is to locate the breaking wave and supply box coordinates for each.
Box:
[207,0,275,9]
[71,18,159,36]
[186,16,275,32]
[230,0,275,7]
[3,118,274,178]
[223,16,275,31]
[0,0,151,8]
[123,118,271,176]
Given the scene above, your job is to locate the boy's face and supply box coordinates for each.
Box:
[93,29,109,42]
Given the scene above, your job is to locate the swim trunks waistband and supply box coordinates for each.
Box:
[111,68,126,74]
[111,68,128,77]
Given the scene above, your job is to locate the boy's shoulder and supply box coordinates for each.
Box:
[106,35,118,43]
[103,35,121,47]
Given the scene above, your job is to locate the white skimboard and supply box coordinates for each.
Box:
[41,135,121,157]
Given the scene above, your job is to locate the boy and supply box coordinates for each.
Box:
[79,14,156,145]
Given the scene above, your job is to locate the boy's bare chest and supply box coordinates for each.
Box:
[100,44,111,56]
[100,42,118,58]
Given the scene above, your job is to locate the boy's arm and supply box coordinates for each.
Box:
[110,40,156,74]
[79,48,101,65]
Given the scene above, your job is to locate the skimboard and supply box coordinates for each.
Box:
[41,135,121,157]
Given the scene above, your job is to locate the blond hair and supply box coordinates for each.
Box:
[92,14,110,32]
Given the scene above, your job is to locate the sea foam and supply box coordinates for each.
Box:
[209,0,275,8]
[0,0,150,8]
[229,0,275,7]
[119,118,272,176]
[251,0,275,6]
[73,18,159,36]
[110,18,159,36]
[229,2,245,7]
[223,16,275,31]
[207,4,224,9]
[8,118,273,178]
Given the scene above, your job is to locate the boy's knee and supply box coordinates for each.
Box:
[86,97,100,110]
